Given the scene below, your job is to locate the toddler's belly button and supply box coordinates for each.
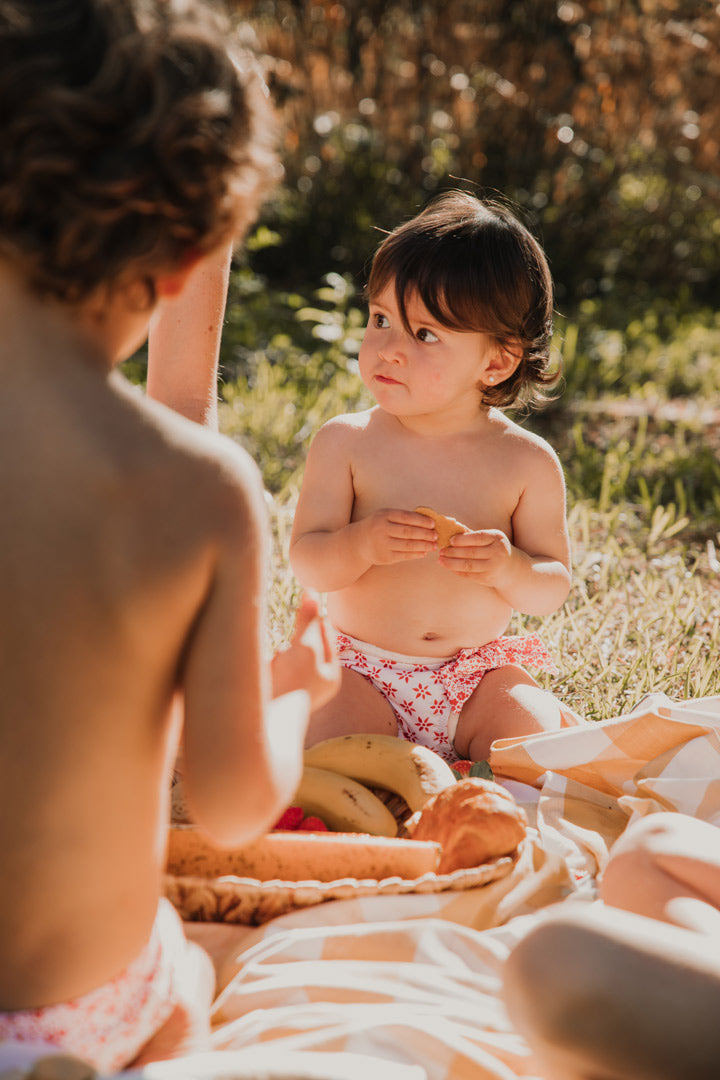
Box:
[421,631,440,641]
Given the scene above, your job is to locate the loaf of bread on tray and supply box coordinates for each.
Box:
[167,827,442,883]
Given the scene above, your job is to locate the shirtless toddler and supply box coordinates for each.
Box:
[290,191,575,762]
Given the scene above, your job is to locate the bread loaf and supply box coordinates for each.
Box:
[411,778,527,872]
[167,826,442,883]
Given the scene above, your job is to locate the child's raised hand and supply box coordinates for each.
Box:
[438,528,515,584]
[358,508,438,565]
[271,592,341,711]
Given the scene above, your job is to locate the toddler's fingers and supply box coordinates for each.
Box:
[291,591,320,641]
[390,521,436,540]
[411,510,439,528]
[438,548,485,575]
[447,531,482,547]
[386,511,437,538]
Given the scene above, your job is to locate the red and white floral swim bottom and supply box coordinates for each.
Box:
[335,631,558,762]
[0,899,189,1073]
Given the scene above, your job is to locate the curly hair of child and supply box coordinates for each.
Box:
[0,0,277,305]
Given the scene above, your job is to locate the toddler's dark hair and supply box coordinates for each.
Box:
[0,0,277,303]
[366,190,558,408]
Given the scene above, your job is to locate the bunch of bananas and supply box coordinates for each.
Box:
[295,734,457,837]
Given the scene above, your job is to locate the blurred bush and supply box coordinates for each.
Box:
[230,0,720,311]
[125,2,720,532]
[218,269,372,493]
[212,262,720,534]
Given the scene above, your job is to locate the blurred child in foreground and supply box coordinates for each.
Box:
[0,0,337,1070]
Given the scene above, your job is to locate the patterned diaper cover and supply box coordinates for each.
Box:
[335,631,557,762]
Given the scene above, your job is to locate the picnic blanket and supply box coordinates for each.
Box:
[6,693,720,1079]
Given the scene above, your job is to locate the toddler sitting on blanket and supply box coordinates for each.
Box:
[291,190,578,763]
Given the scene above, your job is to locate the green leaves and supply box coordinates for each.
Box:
[451,760,494,781]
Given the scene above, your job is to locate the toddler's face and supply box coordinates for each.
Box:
[359,283,497,423]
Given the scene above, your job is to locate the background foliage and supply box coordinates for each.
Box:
[126,2,720,713]
[234,0,720,309]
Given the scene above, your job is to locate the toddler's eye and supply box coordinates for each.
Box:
[416,327,439,343]
[371,312,389,329]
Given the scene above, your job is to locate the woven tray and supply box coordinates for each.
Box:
[164,847,519,926]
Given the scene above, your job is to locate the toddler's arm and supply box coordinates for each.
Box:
[440,440,571,615]
[290,419,436,592]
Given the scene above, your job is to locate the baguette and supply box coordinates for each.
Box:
[167,825,442,883]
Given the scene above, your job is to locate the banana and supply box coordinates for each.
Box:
[304,734,456,812]
[294,765,398,837]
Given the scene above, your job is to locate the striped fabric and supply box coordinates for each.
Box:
[8,694,719,1079]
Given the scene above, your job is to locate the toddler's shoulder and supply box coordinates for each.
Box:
[311,407,377,446]
[488,411,563,483]
[492,410,558,455]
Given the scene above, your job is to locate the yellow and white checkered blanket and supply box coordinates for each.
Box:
[124,693,720,1079]
[10,694,720,1079]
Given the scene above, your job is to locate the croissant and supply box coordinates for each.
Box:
[411,777,527,873]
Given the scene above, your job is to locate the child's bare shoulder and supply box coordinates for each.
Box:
[310,407,378,449]
[485,410,564,488]
[490,409,561,460]
[115,375,267,527]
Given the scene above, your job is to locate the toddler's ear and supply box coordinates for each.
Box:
[155,249,203,299]
[484,338,522,385]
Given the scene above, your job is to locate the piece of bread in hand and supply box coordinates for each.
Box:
[411,777,527,872]
[414,505,469,549]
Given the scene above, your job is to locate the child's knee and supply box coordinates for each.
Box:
[600,844,656,910]
[504,914,593,1037]
[455,667,563,760]
[610,812,680,859]
[600,813,693,911]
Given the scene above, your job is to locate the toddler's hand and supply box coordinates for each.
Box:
[359,508,437,565]
[438,528,515,584]
[271,592,341,711]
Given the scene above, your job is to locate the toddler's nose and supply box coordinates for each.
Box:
[379,331,406,364]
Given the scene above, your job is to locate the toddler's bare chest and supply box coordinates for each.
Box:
[350,438,514,533]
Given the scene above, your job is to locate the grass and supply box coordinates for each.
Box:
[264,492,720,724]
[127,271,720,721]
[524,502,720,720]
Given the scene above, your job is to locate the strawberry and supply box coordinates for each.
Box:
[273,805,305,830]
[298,815,329,831]
[450,759,494,781]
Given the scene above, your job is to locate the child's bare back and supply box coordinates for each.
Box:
[0,1,338,1067]
[0,271,269,1006]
